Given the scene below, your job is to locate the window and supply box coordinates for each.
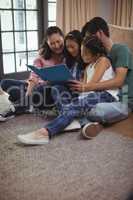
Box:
[0,0,39,76]
[48,0,56,27]
[0,0,57,79]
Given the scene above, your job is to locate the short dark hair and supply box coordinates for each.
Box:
[81,17,110,38]
[64,30,83,68]
[40,26,64,60]
[82,35,107,56]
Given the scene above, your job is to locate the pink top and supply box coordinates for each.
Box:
[29,55,64,84]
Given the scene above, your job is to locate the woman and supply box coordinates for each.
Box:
[0,26,64,121]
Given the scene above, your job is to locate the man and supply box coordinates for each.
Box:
[70,17,133,139]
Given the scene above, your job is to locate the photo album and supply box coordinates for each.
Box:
[27,64,74,84]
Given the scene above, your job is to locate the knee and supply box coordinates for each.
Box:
[89,102,129,123]
[63,104,77,117]
[0,79,9,91]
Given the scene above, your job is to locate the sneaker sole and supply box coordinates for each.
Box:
[62,128,81,133]
[82,123,103,139]
[0,115,15,122]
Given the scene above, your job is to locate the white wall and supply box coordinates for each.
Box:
[96,0,114,24]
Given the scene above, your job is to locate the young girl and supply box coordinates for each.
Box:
[17,36,119,145]
[51,30,84,113]
[78,35,119,101]
[64,30,84,80]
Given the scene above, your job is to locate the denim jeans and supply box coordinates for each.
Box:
[1,79,27,102]
[87,102,129,124]
[51,84,79,112]
[0,79,54,110]
[52,85,130,126]
[45,89,116,137]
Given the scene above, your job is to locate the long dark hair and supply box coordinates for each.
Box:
[82,35,107,56]
[64,30,83,68]
[39,26,64,60]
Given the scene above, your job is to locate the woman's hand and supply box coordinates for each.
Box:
[26,80,37,96]
[26,76,39,85]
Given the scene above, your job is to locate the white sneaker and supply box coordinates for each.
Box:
[64,120,81,131]
[0,114,15,122]
[17,132,49,145]
[0,109,15,122]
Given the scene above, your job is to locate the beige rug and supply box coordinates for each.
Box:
[0,114,133,200]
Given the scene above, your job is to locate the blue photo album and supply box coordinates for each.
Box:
[27,64,74,84]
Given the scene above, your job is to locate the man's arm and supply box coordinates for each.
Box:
[88,67,128,90]
[70,67,128,92]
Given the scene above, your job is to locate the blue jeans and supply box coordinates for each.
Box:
[45,89,116,137]
[87,102,129,124]
[52,85,130,126]
[0,79,54,110]
[51,84,79,112]
[1,79,27,102]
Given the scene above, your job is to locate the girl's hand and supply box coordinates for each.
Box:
[68,80,88,92]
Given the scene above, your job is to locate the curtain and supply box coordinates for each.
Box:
[130,0,133,26]
[113,0,133,27]
[56,0,97,34]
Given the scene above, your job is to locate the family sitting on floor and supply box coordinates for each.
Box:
[0,17,133,145]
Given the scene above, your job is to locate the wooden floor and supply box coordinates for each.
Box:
[105,113,133,139]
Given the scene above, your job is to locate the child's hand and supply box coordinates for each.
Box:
[69,80,88,92]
